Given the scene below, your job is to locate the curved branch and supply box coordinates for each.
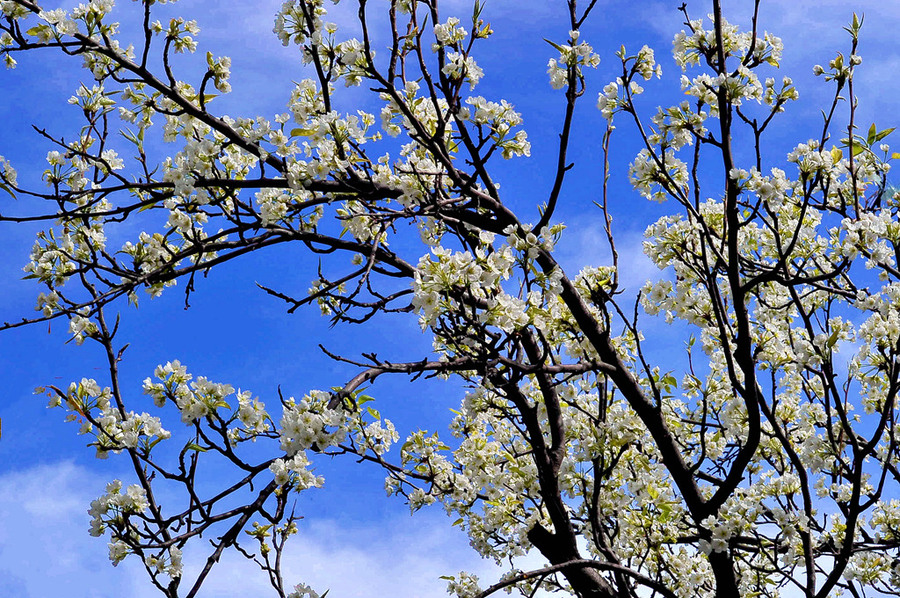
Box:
[473,559,678,598]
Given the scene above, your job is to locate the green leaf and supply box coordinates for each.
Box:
[120,129,138,145]
[844,13,864,38]
[544,38,565,53]
[830,146,843,164]
[185,442,208,452]
[867,123,877,146]
[658,502,672,522]
[833,53,845,71]
[0,181,16,199]
[875,127,895,143]
[26,25,48,38]
[661,373,677,389]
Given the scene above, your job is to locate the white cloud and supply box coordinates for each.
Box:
[556,218,662,294]
[0,461,537,598]
[635,0,899,77]
[187,513,512,598]
[0,461,155,598]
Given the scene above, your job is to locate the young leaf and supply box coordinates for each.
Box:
[0,181,16,199]
[875,127,895,143]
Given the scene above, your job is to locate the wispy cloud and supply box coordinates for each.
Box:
[0,461,525,598]
[191,513,512,598]
[0,461,155,598]
[556,217,662,294]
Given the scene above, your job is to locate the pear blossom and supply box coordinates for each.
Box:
[5,1,900,597]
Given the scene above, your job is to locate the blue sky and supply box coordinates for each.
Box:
[1,1,900,596]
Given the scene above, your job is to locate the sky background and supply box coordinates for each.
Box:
[1,0,900,596]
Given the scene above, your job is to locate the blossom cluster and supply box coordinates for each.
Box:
[546,30,600,89]
[14,0,900,595]
[597,45,661,120]
[50,377,172,458]
[89,479,183,579]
